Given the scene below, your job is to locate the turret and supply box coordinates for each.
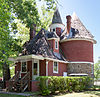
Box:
[60,12,96,77]
[49,8,65,37]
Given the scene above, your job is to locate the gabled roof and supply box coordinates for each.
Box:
[21,29,66,61]
[52,8,62,24]
[71,12,94,39]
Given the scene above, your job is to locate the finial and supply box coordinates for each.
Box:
[72,12,79,20]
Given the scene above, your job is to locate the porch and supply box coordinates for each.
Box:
[7,55,67,92]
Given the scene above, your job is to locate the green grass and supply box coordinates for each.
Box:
[0,93,25,97]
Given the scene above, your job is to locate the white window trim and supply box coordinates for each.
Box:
[32,59,39,80]
[55,40,58,49]
[53,61,58,73]
[21,61,27,73]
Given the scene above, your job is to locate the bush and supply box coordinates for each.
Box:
[37,76,93,95]
[36,76,50,96]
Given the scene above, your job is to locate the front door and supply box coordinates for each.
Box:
[32,59,39,80]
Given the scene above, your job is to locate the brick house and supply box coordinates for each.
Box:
[8,9,96,92]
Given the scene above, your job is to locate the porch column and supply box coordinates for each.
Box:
[46,61,48,76]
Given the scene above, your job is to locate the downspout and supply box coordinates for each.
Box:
[46,61,48,76]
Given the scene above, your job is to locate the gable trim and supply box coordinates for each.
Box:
[68,61,94,64]
[47,38,60,41]
[60,38,97,44]
[45,57,67,63]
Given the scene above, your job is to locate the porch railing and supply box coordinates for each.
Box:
[8,71,20,91]
[19,72,30,92]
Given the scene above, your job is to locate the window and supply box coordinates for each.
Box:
[53,62,58,73]
[55,40,58,49]
[33,63,38,75]
[21,62,27,72]
[53,28,55,32]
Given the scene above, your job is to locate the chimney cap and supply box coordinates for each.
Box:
[66,15,71,19]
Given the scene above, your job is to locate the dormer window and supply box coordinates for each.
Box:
[55,40,58,49]
[53,28,55,32]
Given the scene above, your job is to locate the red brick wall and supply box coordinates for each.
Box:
[56,27,61,36]
[27,61,32,80]
[31,81,39,92]
[61,40,93,62]
[39,60,46,76]
[48,40,53,49]
[48,39,59,53]
[15,62,21,74]
[48,61,67,76]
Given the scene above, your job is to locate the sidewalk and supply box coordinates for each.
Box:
[0,91,33,96]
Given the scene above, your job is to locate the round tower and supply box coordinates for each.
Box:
[49,8,65,37]
[60,13,96,77]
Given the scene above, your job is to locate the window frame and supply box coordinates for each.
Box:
[55,40,58,49]
[53,61,58,73]
[21,61,27,73]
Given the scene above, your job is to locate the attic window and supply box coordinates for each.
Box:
[55,40,58,49]
[21,62,27,73]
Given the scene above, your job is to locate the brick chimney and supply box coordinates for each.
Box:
[66,15,71,35]
[30,24,36,40]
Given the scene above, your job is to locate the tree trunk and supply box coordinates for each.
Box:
[2,62,11,88]
[30,24,36,40]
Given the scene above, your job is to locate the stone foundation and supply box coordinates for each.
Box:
[67,63,94,77]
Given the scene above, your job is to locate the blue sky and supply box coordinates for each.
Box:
[57,0,100,63]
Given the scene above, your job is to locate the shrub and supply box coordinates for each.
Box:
[37,76,93,95]
[36,76,50,96]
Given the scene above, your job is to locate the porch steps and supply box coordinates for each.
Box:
[7,72,30,92]
[22,85,28,92]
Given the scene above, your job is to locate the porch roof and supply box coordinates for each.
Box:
[9,54,68,64]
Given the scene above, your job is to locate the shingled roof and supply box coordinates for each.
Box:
[21,29,66,61]
[60,12,94,40]
[52,8,62,24]
[71,12,94,39]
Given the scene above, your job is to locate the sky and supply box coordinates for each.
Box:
[57,0,100,63]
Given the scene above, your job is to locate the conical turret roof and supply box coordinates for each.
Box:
[52,8,62,24]
[71,12,94,39]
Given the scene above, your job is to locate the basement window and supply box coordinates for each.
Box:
[53,62,58,73]
[21,62,27,73]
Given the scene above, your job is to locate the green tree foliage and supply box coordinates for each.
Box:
[0,0,21,87]
[8,0,56,30]
[94,59,100,80]
[8,0,40,29]
[12,19,30,46]
[0,0,56,86]
[9,0,56,45]
[40,4,54,30]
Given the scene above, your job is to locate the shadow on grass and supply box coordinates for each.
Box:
[84,90,100,96]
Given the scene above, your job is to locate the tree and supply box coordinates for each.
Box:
[8,0,56,39]
[0,0,22,87]
[94,59,100,81]
[0,0,56,87]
